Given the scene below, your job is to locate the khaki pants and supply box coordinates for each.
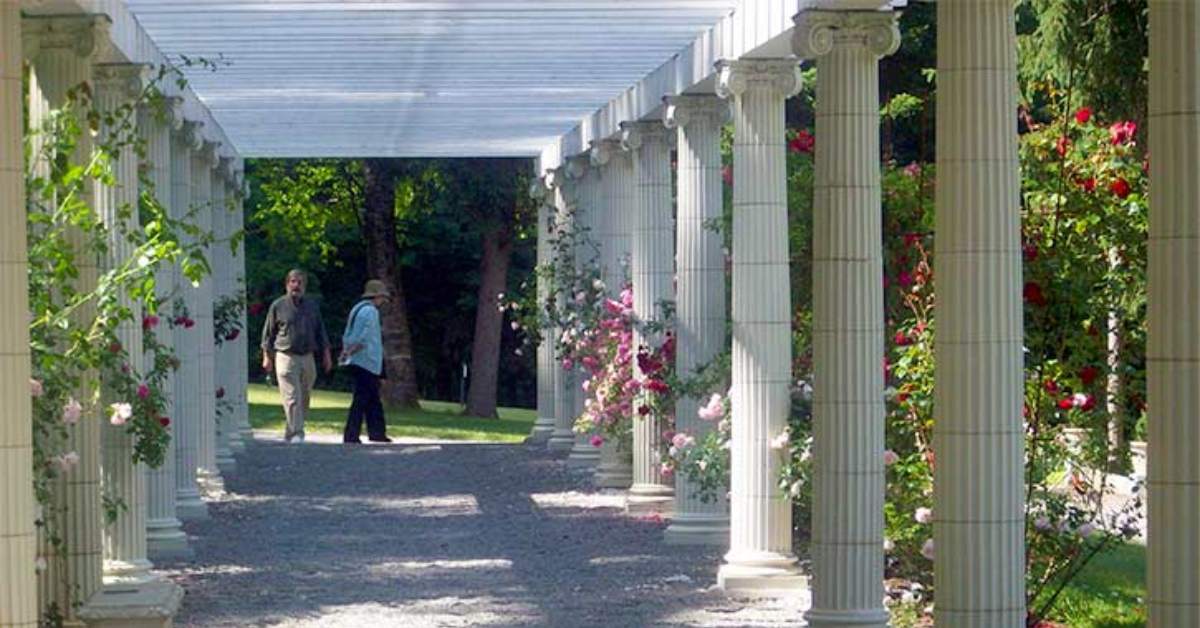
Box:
[276,352,316,441]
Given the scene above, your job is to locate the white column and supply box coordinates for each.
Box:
[546,169,577,453]
[231,166,253,447]
[212,159,237,474]
[140,97,190,559]
[527,179,557,445]
[193,141,224,497]
[565,157,601,469]
[24,15,111,619]
[0,4,38,625]
[1147,1,1200,625]
[172,120,208,521]
[663,94,730,545]
[621,120,675,514]
[933,1,1025,625]
[94,62,154,584]
[715,58,806,593]
[590,139,634,490]
[794,11,899,626]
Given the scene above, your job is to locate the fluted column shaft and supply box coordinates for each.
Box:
[24,15,110,617]
[933,1,1025,625]
[1147,2,1200,625]
[0,5,37,626]
[597,146,636,487]
[171,121,207,520]
[795,11,899,626]
[715,58,806,592]
[94,63,153,583]
[622,121,675,508]
[231,170,253,446]
[528,180,557,444]
[192,144,223,496]
[566,160,601,468]
[547,171,577,452]
[139,101,189,558]
[211,165,237,473]
[663,95,730,544]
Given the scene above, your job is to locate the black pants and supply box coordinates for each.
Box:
[344,365,387,441]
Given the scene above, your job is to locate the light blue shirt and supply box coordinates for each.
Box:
[342,300,383,375]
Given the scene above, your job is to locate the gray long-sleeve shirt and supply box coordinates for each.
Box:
[260,295,330,356]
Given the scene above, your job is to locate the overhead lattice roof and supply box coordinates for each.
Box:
[121,0,746,158]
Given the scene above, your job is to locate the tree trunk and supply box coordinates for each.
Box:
[463,223,513,418]
[362,158,421,409]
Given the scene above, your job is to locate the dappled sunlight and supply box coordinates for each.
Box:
[530,490,626,511]
[277,598,543,628]
[368,558,514,573]
[587,554,659,566]
[324,493,480,517]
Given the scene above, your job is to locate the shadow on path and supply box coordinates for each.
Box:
[157,436,807,627]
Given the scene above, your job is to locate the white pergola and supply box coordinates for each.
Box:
[2,1,1198,627]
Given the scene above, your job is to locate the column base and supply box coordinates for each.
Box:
[176,490,209,521]
[804,608,889,627]
[215,452,236,476]
[663,514,729,545]
[102,558,155,585]
[718,552,808,596]
[594,464,632,488]
[565,447,600,468]
[239,426,254,444]
[78,578,183,628]
[525,418,555,444]
[626,486,674,516]
[546,431,575,453]
[146,518,192,561]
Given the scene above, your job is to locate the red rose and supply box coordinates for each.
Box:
[637,405,651,416]
[1109,120,1137,145]
[721,165,733,186]
[898,271,913,287]
[225,328,240,341]
[1055,135,1071,157]
[1023,243,1038,262]
[1079,177,1096,193]
[1079,365,1100,386]
[788,129,815,154]
[1023,282,1047,307]
[1081,395,1096,411]
[142,315,159,330]
[1044,379,1059,394]
[1110,178,1131,199]
[159,416,170,427]
[894,331,911,346]
[1074,107,1092,125]
[215,387,225,399]
[1057,397,1074,410]
[897,392,909,404]
[108,341,122,354]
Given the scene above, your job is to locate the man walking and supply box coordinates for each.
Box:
[261,269,332,443]
[340,279,393,444]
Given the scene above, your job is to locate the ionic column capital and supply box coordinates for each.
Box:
[588,138,622,168]
[22,14,111,61]
[564,154,589,181]
[663,94,729,130]
[715,58,802,100]
[201,140,221,169]
[218,157,237,183]
[528,177,549,203]
[93,63,150,102]
[792,10,901,59]
[177,120,205,151]
[619,120,671,152]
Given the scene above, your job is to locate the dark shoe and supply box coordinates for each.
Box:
[343,438,362,444]
[368,436,393,443]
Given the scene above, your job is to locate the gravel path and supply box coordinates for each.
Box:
[158,433,808,627]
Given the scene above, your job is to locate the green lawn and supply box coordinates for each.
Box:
[247,383,536,443]
[1048,542,1147,627]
